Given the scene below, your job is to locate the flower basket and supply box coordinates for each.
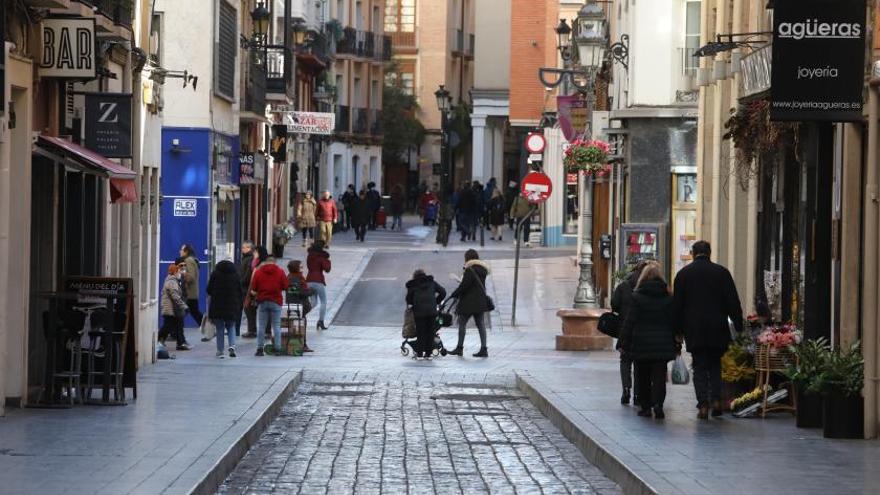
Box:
[564,139,612,177]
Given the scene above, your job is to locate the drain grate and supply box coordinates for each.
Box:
[441,410,512,417]
[431,393,525,402]
[306,390,375,397]
[443,383,510,390]
[309,382,375,387]
[467,440,530,446]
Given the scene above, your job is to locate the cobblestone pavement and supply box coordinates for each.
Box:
[221,372,621,495]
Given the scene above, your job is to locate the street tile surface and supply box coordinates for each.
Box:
[222,373,621,495]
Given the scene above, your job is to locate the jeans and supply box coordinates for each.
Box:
[391,214,403,230]
[215,319,236,353]
[344,209,353,230]
[517,217,531,243]
[619,351,634,391]
[691,349,725,407]
[185,299,203,327]
[159,315,185,346]
[459,216,473,241]
[635,360,668,410]
[415,315,435,356]
[256,301,282,350]
[309,282,327,323]
[456,312,487,350]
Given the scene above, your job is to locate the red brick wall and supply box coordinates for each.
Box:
[509,0,558,123]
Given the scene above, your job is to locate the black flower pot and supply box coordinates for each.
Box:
[795,385,823,428]
[822,392,863,439]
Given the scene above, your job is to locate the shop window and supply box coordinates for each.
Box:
[563,172,579,235]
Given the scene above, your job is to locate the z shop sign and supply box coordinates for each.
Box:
[40,18,96,79]
[770,0,865,122]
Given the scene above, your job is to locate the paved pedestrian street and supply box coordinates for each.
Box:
[221,374,621,495]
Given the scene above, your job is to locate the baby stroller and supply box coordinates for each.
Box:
[401,297,456,358]
[423,200,439,226]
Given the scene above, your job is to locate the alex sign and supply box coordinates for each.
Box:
[770,0,866,121]
[283,111,335,135]
[40,18,96,79]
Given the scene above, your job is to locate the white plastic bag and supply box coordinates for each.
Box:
[671,355,690,385]
[200,316,216,340]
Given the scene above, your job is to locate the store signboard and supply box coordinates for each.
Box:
[84,93,132,158]
[284,111,335,135]
[239,152,266,184]
[173,198,197,217]
[557,95,589,142]
[770,0,866,121]
[39,18,96,79]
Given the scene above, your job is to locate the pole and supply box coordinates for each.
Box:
[511,206,536,326]
[864,81,879,438]
[573,171,597,307]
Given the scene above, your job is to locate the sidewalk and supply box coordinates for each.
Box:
[515,357,880,495]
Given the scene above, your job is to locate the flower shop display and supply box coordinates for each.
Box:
[272,223,296,258]
[756,323,802,349]
[784,338,829,428]
[563,138,612,177]
[808,341,864,439]
[730,385,770,413]
[721,337,756,411]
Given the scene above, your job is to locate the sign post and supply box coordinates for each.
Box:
[511,171,553,326]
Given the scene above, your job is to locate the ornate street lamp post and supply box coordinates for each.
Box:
[434,84,452,198]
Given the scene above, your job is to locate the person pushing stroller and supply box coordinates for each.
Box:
[405,269,446,359]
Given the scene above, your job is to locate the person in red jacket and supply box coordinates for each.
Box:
[249,255,289,356]
[316,191,338,247]
[306,240,331,330]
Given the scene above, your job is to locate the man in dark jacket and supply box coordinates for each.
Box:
[207,260,243,358]
[455,183,477,242]
[366,182,381,230]
[405,270,446,358]
[351,190,370,242]
[341,185,356,231]
[610,261,648,405]
[449,249,491,357]
[237,242,255,337]
[673,241,744,419]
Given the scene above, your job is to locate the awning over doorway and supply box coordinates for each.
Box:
[215,183,241,202]
[36,135,138,203]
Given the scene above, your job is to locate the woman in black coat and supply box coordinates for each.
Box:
[610,262,648,405]
[207,260,243,358]
[620,262,677,418]
[449,249,491,357]
[350,190,370,242]
[405,270,446,358]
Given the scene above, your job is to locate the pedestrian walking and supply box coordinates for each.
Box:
[504,180,519,230]
[487,188,506,241]
[405,269,446,358]
[286,260,314,352]
[619,262,677,419]
[673,241,744,419]
[306,239,331,330]
[242,245,268,338]
[179,244,204,327]
[448,249,491,357]
[351,190,370,242]
[341,185,356,231]
[366,182,381,230]
[509,194,533,247]
[610,261,648,405]
[316,191,338,247]
[250,254,289,356]
[455,182,477,242]
[390,185,405,231]
[297,191,318,246]
[471,181,484,242]
[419,188,439,226]
[159,264,191,350]
[236,242,255,337]
[206,260,242,358]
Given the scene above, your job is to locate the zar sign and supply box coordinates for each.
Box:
[40,18,96,79]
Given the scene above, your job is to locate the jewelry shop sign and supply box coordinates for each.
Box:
[770,0,865,122]
[40,18,96,79]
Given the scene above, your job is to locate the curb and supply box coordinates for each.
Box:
[183,369,304,495]
[325,249,374,325]
[515,372,667,495]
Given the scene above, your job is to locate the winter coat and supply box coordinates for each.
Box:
[673,256,744,352]
[390,191,405,215]
[341,190,356,211]
[405,274,447,318]
[306,247,331,285]
[161,274,188,317]
[450,259,491,315]
[509,195,531,219]
[504,186,518,211]
[366,189,381,212]
[250,262,290,306]
[206,260,243,321]
[456,188,476,215]
[298,198,318,228]
[316,198,338,223]
[610,270,640,351]
[488,196,506,226]
[620,279,677,362]
[239,251,254,293]
[183,255,200,299]
[351,197,370,226]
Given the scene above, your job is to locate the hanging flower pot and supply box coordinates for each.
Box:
[563,138,612,177]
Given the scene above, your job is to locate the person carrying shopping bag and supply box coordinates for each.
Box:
[206,260,243,358]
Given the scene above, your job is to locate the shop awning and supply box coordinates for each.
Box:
[37,135,138,203]
[215,184,241,202]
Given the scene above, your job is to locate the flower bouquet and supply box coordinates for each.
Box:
[757,323,802,349]
[564,138,612,177]
[730,385,771,412]
[273,223,296,244]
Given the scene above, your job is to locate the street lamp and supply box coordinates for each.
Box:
[555,18,572,62]
[251,1,270,42]
[571,0,608,309]
[435,84,453,200]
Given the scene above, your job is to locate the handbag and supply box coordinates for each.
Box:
[200,315,216,340]
[402,307,417,338]
[597,312,621,338]
[671,355,691,385]
[467,266,495,312]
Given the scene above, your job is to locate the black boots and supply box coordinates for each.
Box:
[472,348,488,358]
[621,388,631,405]
[448,347,463,356]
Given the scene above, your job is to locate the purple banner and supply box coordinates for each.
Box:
[557,95,590,142]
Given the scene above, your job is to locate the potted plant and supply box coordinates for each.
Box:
[272,223,295,258]
[808,341,864,439]
[563,138,612,177]
[784,337,828,428]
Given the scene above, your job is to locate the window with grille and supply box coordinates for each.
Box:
[384,0,415,33]
[684,0,700,76]
[214,0,237,101]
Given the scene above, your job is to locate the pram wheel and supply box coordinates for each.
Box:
[400,342,410,356]
[432,348,440,357]
[440,348,448,356]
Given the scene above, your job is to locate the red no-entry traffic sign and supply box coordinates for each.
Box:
[521,171,553,204]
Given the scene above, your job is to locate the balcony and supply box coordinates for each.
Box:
[335,105,350,133]
[352,108,368,134]
[337,28,393,62]
[296,30,333,69]
[368,109,383,136]
[389,31,417,52]
[242,52,267,117]
[265,45,295,101]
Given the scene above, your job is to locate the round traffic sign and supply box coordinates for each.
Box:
[521,171,553,204]
[525,133,546,154]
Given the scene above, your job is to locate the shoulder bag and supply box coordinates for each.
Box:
[467,266,495,312]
